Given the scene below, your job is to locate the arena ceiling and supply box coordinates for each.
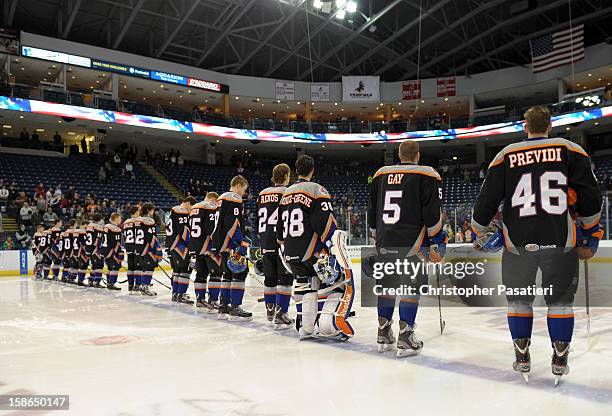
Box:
[4,0,612,82]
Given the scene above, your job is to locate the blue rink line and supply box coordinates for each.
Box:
[34,280,612,405]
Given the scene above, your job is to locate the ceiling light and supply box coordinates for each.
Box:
[2,125,12,128]
[444,97,448,101]
[36,128,45,132]
[420,99,424,103]
[452,156,458,160]
[335,9,346,19]
[71,76,76,79]
[346,1,357,13]
[68,132,75,135]
[57,120,62,123]
[235,96,239,100]
[297,101,301,104]
[587,73,592,77]
[187,90,192,93]
[398,102,402,105]
[256,98,260,102]
[334,102,338,106]
[47,71,52,75]
[565,127,571,131]
[336,0,347,7]
[313,0,323,8]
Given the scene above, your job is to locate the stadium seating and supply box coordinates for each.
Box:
[0,153,176,208]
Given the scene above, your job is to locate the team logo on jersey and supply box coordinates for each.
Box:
[525,244,539,251]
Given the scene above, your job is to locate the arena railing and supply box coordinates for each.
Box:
[2,82,609,136]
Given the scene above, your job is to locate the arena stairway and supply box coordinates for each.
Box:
[1,216,17,232]
[140,163,184,201]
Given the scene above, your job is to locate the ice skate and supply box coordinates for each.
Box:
[130,285,142,295]
[141,286,157,297]
[273,305,294,330]
[551,341,570,386]
[106,283,121,291]
[396,321,423,357]
[265,303,275,322]
[298,327,314,340]
[217,303,230,320]
[229,305,253,321]
[88,280,94,287]
[175,293,193,304]
[377,317,395,353]
[196,298,217,312]
[512,338,531,383]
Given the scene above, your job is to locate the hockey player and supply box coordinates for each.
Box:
[123,206,140,293]
[49,219,63,280]
[60,220,76,283]
[368,140,446,356]
[86,214,106,288]
[277,155,355,340]
[211,175,252,320]
[102,212,124,291]
[189,192,221,311]
[76,223,88,286]
[167,196,196,304]
[134,203,163,296]
[257,163,294,329]
[472,106,602,384]
[32,224,50,280]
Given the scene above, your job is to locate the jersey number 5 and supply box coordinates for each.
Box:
[382,190,402,224]
[511,172,567,217]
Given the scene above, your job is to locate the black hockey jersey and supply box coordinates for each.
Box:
[368,163,443,255]
[134,216,156,256]
[257,185,287,254]
[276,180,336,263]
[211,191,246,254]
[33,231,50,256]
[122,217,138,254]
[166,205,190,257]
[85,223,104,257]
[472,137,602,251]
[189,201,218,256]
[102,224,123,261]
[60,230,72,257]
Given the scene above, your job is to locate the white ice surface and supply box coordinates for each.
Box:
[0,269,611,416]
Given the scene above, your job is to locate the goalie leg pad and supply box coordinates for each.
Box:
[299,291,318,335]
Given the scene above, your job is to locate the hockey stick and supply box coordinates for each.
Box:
[435,270,446,335]
[584,259,590,338]
[429,245,446,335]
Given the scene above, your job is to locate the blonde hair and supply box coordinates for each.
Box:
[230,175,249,189]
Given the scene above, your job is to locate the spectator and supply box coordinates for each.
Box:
[43,207,58,227]
[53,130,62,145]
[177,155,184,168]
[81,137,88,154]
[113,152,121,168]
[0,184,8,207]
[36,194,47,213]
[19,202,33,227]
[99,166,107,183]
[125,161,135,179]
[20,128,29,141]
[34,182,45,199]
[15,224,31,249]
[2,236,15,250]
[54,184,62,198]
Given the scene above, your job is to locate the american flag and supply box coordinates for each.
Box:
[530,24,584,73]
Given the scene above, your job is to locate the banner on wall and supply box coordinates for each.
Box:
[402,80,421,100]
[437,77,456,97]
[19,250,28,275]
[342,76,380,102]
[275,80,295,101]
[311,82,330,101]
[0,27,19,55]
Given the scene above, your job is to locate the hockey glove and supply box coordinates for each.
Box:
[473,224,504,252]
[428,230,448,263]
[577,223,603,260]
[236,242,248,257]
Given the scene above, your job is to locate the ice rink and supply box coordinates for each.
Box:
[1,267,612,416]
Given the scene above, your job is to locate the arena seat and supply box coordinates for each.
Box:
[0,153,176,208]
